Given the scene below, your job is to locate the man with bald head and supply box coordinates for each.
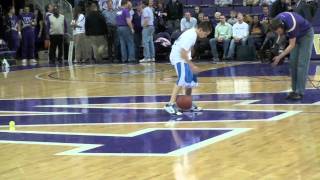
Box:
[180,12,197,32]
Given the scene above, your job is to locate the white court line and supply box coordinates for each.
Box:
[0,128,251,157]
[0,111,80,116]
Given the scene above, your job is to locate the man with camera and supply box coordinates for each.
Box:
[270,12,314,100]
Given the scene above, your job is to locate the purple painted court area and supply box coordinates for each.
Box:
[0,89,320,126]
[198,62,320,77]
[0,129,231,154]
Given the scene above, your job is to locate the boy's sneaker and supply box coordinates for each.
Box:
[164,103,182,115]
[190,103,202,112]
[30,59,37,64]
[151,58,155,62]
[22,59,27,66]
[139,58,151,63]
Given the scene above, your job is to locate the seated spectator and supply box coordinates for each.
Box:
[226,13,249,60]
[260,4,271,32]
[244,0,260,6]
[244,14,253,26]
[193,6,202,22]
[211,12,221,28]
[227,10,237,26]
[248,15,265,50]
[260,4,270,22]
[180,12,197,32]
[209,15,232,62]
[260,0,275,6]
[215,0,233,7]
[197,13,205,23]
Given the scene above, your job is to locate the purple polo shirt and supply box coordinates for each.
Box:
[276,12,311,39]
[259,14,269,21]
[116,8,130,26]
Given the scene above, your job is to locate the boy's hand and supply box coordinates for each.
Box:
[190,63,201,74]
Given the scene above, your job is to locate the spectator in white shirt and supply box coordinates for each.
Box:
[180,12,197,32]
[71,6,88,63]
[226,13,249,59]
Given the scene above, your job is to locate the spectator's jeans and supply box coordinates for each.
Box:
[117,26,135,62]
[167,20,180,31]
[87,35,107,62]
[227,38,248,58]
[209,38,230,58]
[142,26,155,59]
[289,28,314,95]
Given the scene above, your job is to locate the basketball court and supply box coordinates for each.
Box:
[0,61,319,179]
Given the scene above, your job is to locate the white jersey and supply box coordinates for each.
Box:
[170,28,197,65]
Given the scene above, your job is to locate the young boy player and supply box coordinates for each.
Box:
[164,22,212,115]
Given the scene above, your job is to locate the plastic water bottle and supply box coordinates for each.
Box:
[9,121,15,131]
[2,59,10,70]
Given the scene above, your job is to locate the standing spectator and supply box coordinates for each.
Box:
[132,2,143,60]
[270,0,290,18]
[102,0,119,62]
[116,0,135,63]
[4,7,20,52]
[34,7,44,59]
[19,5,36,65]
[85,2,108,63]
[209,15,232,62]
[0,5,4,40]
[165,0,183,31]
[226,13,249,60]
[45,3,54,18]
[193,6,201,21]
[294,0,318,22]
[180,12,197,32]
[227,10,237,26]
[248,15,265,51]
[46,5,67,65]
[71,6,88,64]
[139,0,155,63]
[215,0,233,6]
[155,2,167,33]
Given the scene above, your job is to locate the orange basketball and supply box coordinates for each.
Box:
[176,95,192,110]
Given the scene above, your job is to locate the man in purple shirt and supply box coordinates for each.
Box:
[19,5,36,64]
[270,12,314,100]
[4,7,20,52]
[116,0,136,63]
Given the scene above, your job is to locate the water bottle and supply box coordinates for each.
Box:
[9,121,15,131]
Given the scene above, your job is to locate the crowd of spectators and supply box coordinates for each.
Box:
[0,0,317,64]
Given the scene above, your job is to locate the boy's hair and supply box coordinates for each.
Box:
[197,21,212,33]
[270,18,285,31]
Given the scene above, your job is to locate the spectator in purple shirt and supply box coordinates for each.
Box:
[116,0,135,63]
[4,6,20,52]
[270,12,314,100]
[19,5,36,65]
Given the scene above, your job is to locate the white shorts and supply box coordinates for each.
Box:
[174,62,198,88]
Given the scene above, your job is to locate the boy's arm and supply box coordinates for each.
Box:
[180,48,200,73]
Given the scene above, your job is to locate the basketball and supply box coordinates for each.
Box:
[176,95,192,110]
